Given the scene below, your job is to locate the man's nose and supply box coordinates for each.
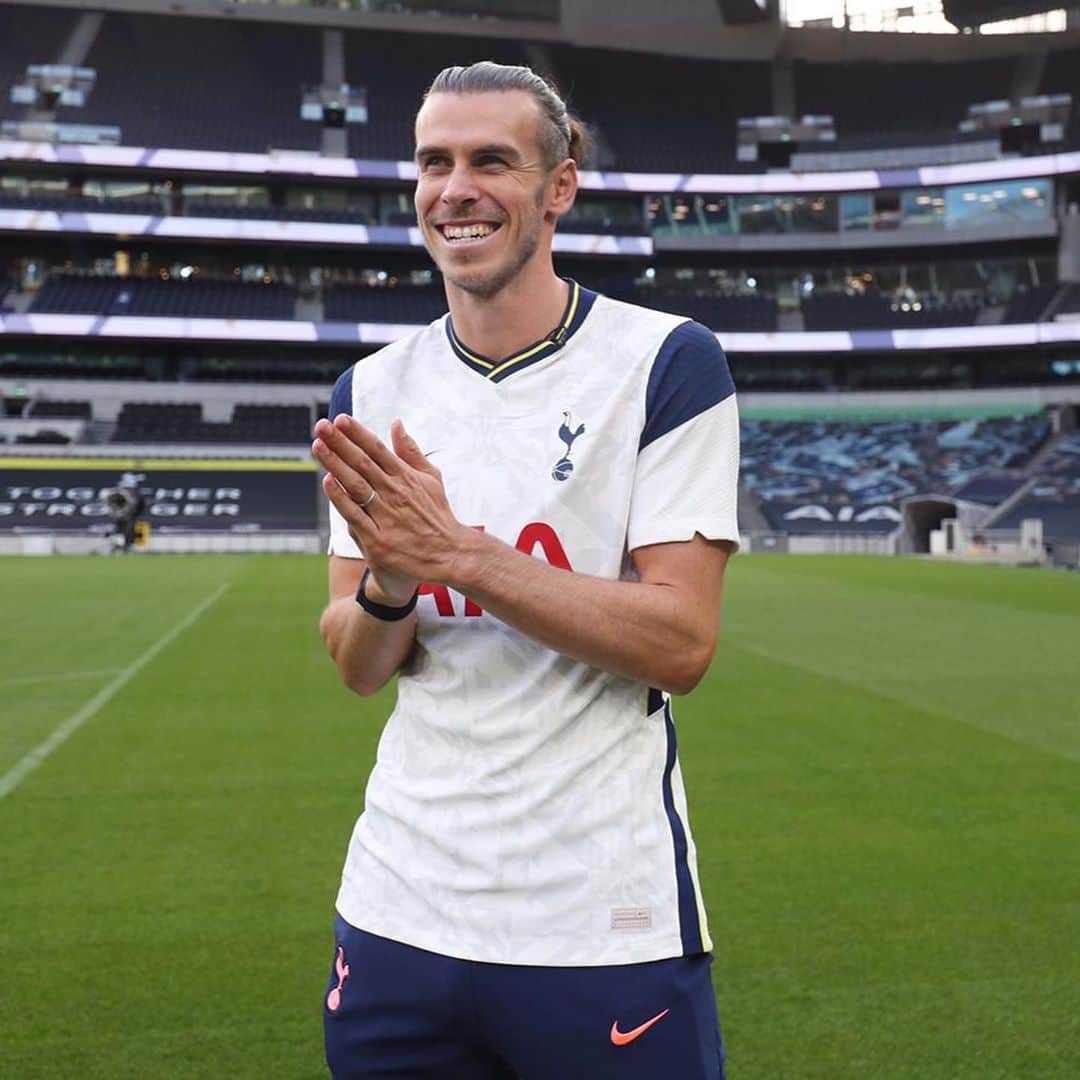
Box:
[440,164,480,206]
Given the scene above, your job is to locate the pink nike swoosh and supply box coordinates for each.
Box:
[610,1008,670,1046]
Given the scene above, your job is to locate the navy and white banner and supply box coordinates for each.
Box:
[0,208,652,257]
[3,311,1079,351]
[760,499,904,533]
[3,137,1079,195]
[0,459,318,532]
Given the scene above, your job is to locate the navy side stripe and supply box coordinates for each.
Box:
[661,699,704,955]
[640,320,734,451]
[329,364,355,419]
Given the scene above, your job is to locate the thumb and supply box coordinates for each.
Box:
[391,419,436,473]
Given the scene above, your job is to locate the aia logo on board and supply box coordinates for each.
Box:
[419,521,571,618]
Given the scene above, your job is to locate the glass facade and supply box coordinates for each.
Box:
[648,178,1053,238]
[944,178,1052,228]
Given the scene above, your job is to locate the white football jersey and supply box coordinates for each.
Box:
[327,281,740,966]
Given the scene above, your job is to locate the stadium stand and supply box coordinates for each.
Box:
[0,191,166,215]
[794,57,1020,152]
[29,275,296,320]
[740,413,1051,532]
[548,47,769,173]
[184,202,372,225]
[112,401,203,442]
[52,13,322,154]
[111,401,312,444]
[1040,45,1080,148]
[323,285,447,324]
[230,404,313,444]
[27,399,92,419]
[1001,283,1060,324]
[1,4,1075,172]
[626,289,779,332]
[801,293,982,331]
[992,433,1080,538]
[28,275,120,316]
[343,30,529,162]
[1055,284,1080,318]
[0,4,73,98]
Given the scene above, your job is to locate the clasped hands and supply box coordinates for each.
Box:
[312,415,465,604]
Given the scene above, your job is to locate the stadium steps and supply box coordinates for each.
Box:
[1039,283,1075,324]
[980,421,1074,529]
[3,291,34,315]
[737,485,771,533]
[980,476,1039,529]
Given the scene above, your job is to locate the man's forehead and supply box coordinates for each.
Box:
[415,90,542,150]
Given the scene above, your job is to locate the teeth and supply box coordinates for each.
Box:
[443,223,495,241]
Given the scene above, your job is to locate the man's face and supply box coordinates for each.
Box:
[414,90,555,299]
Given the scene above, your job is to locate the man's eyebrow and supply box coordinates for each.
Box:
[415,142,521,162]
[471,143,520,160]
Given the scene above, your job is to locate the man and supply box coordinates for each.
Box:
[313,62,739,1079]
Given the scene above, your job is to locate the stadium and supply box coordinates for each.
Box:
[1,0,1078,1077]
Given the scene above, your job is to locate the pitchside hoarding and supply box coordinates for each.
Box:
[0,458,318,533]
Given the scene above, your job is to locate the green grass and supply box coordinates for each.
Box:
[1,555,1078,1079]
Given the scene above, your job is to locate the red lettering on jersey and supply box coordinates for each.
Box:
[515,522,573,571]
[419,524,571,616]
[417,582,455,616]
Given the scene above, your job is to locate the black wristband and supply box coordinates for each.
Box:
[355,568,419,621]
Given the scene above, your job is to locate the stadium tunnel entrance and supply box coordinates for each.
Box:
[903,497,958,554]
[901,496,996,554]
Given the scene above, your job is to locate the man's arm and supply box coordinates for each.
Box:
[313,414,733,695]
[319,557,418,697]
[454,529,730,694]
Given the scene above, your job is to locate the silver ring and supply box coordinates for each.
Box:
[359,489,378,509]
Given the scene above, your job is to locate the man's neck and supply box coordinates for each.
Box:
[446,263,569,361]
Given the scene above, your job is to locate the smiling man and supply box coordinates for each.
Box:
[312,62,739,1079]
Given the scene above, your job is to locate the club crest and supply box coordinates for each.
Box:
[552,411,585,482]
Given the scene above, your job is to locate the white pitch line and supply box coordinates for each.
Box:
[0,581,230,802]
[0,669,122,690]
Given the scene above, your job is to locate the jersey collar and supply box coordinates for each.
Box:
[445,279,597,384]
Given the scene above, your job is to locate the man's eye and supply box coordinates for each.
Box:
[421,157,448,170]
[477,157,506,168]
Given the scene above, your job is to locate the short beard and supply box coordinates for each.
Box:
[448,228,540,300]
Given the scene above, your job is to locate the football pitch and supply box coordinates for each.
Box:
[1,554,1077,1079]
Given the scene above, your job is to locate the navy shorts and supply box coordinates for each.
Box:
[324,914,727,1079]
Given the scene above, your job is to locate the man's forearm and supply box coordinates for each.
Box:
[320,594,416,697]
[448,530,720,695]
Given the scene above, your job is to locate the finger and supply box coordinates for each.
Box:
[333,415,403,477]
[313,438,379,510]
[391,419,438,476]
[322,472,378,533]
[317,423,387,489]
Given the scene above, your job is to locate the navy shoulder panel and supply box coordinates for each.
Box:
[329,364,355,419]
[640,320,734,451]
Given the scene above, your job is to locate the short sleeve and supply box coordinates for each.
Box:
[627,320,740,552]
[327,364,364,559]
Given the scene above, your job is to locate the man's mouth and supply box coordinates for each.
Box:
[437,222,501,244]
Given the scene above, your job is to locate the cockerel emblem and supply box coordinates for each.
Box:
[326,946,350,1013]
[551,411,586,482]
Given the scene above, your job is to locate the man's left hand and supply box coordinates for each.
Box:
[313,415,464,585]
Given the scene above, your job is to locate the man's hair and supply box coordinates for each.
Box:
[423,61,590,170]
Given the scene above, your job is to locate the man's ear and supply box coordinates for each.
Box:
[546,159,579,221]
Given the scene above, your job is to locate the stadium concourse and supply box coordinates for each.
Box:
[1,0,1080,566]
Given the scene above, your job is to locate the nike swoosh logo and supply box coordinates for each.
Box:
[610,1008,670,1046]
